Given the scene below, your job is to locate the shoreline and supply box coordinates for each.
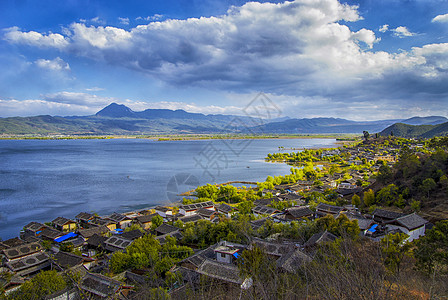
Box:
[0,133,359,141]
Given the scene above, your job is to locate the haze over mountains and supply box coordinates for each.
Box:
[0,103,447,136]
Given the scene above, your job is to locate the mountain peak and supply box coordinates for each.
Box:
[96,103,135,118]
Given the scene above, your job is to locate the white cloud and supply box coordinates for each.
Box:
[3,27,69,49]
[0,99,96,117]
[85,87,105,92]
[392,26,416,38]
[35,57,70,71]
[136,14,164,22]
[432,13,448,23]
[118,17,130,25]
[90,16,105,24]
[42,91,115,106]
[379,24,389,33]
[4,0,448,114]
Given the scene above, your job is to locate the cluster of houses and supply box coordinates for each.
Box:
[0,191,431,299]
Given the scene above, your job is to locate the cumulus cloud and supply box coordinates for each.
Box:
[3,27,69,49]
[392,26,416,38]
[35,57,70,71]
[432,13,448,23]
[3,0,448,114]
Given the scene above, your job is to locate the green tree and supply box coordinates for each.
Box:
[381,232,410,275]
[7,270,66,300]
[414,220,448,275]
[151,215,164,230]
[420,178,436,198]
[351,194,361,207]
[363,189,376,207]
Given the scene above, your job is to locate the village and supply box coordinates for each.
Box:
[0,136,446,299]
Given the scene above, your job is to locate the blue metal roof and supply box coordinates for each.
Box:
[54,232,77,243]
[367,224,378,233]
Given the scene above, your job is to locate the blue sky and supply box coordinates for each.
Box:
[1,0,448,120]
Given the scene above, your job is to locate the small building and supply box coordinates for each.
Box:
[22,222,47,238]
[107,213,132,229]
[385,213,428,242]
[303,230,337,251]
[179,213,204,224]
[79,272,130,299]
[91,217,117,231]
[252,205,280,217]
[78,226,109,240]
[179,201,215,216]
[284,206,314,221]
[6,252,50,276]
[52,217,77,232]
[154,206,174,218]
[276,249,311,273]
[315,203,344,218]
[155,224,180,236]
[103,236,133,252]
[197,208,219,221]
[216,203,235,218]
[372,208,406,224]
[250,238,295,258]
[214,244,240,264]
[134,213,158,230]
[253,197,281,207]
[40,227,64,241]
[75,212,95,225]
[51,251,85,271]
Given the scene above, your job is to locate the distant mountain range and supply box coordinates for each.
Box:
[0,103,447,136]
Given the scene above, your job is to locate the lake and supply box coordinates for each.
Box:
[0,138,337,239]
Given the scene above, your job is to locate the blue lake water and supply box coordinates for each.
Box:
[0,138,337,239]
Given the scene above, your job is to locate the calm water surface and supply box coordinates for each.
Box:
[0,138,336,239]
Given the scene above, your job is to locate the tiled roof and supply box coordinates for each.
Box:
[155,224,180,235]
[180,201,214,211]
[304,231,337,248]
[216,203,234,214]
[252,205,279,215]
[76,212,94,221]
[276,249,311,273]
[135,213,158,224]
[104,236,132,252]
[86,234,107,248]
[121,229,144,240]
[197,208,217,218]
[253,197,280,206]
[156,231,184,244]
[0,237,26,249]
[6,252,49,272]
[373,209,406,221]
[316,203,344,214]
[52,251,84,269]
[2,242,42,260]
[251,238,295,257]
[286,207,313,219]
[40,227,63,240]
[78,226,109,239]
[179,214,203,223]
[52,217,75,226]
[394,213,428,230]
[80,273,123,298]
[197,259,242,284]
[24,222,46,232]
[108,213,128,223]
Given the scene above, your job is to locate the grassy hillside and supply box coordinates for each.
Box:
[380,122,448,138]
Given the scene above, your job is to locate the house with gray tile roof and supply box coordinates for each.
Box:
[386,213,428,242]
